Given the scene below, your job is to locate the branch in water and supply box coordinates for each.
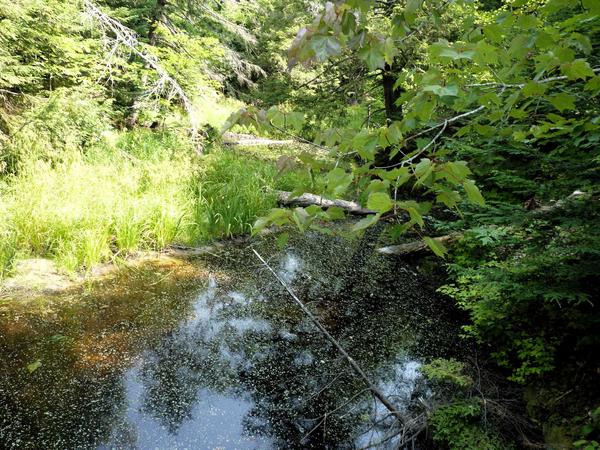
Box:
[252,249,404,422]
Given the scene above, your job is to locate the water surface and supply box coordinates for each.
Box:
[0,234,462,449]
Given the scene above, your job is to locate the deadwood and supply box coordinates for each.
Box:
[84,1,199,142]
[277,191,375,215]
[252,249,404,422]
[377,232,463,256]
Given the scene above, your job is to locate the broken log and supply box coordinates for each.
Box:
[277,191,375,215]
[222,132,294,147]
[377,232,463,256]
[531,190,589,215]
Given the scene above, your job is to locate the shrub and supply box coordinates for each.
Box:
[430,400,506,450]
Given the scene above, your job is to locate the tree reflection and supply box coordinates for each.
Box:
[0,234,462,449]
[133,233,462,448]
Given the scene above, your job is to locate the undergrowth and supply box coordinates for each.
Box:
[0,131,309,276]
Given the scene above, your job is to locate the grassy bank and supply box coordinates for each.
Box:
[0,128,309,278]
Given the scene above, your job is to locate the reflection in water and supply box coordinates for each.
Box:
[0,233,462,449]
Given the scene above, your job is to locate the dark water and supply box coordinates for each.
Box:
[0,233,462,449]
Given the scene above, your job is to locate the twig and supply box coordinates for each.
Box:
[252,249,404,422]
[466,68,600,88]
[374,85,509,170]
[373,106,483,169]
[295,56,354,90]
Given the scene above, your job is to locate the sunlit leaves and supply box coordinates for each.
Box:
[397,200,430,227]
[436,189,461,209]
[358,39,385,70]
[405,0,424,25]
[424,236,447,257]
[352,213,381,232]
[414,158,433,186]
[549,93,576,112]
[423,84,459,97]
[585,76,600,92]
[384,37,398,66]
[386,121,403,145]
[276,232,289,250]
[560,59,595,81]
[522,82,547,98]
[367,192,393,213]
[463,180,485,206]
[253,208,291,235]
[430,41,474,61]
[326,206,346,220]
[473,41,499,66]
[440,161,471,184]
[326,167,353,196]
[311,35,342,62]
[352,130,379,160]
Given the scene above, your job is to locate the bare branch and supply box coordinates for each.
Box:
[195,3,257,46]
[252,249,404,422]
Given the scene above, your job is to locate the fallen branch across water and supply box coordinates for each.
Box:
[252,249,404,422]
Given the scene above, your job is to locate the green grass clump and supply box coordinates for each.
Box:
[190,150,278,239]
[0,128,197,274]
[0,128,314,277]
[0,88,321,278]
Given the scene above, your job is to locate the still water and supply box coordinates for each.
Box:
[0,234,461,449]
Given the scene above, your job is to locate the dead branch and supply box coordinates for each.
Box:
[377,232,463,256]
[84,1,199,143]
[252,249,404,422]
[277,191,375,215]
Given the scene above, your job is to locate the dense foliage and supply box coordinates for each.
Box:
[226,0,600,446]
[1,0,599,447]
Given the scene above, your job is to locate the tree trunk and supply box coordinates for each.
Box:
[376,62,404,168]
[148,0,167,46]
[382,63,402,122]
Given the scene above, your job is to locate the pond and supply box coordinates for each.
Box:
[0,232,463,449]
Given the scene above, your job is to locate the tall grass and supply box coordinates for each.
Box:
[0,133,312,277]
[190,150,278,240]
[0,87,313,277]
[0,134,195,273]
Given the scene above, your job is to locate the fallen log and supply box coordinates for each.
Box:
[531,189,589,215]
[222,132,294,147]
[377,191,589,256]
[377,232,463,256]
[277,191,375,215]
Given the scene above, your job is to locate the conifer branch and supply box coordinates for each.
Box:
[84,0,199,143]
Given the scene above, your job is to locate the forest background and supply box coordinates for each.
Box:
[1,0,599,448]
